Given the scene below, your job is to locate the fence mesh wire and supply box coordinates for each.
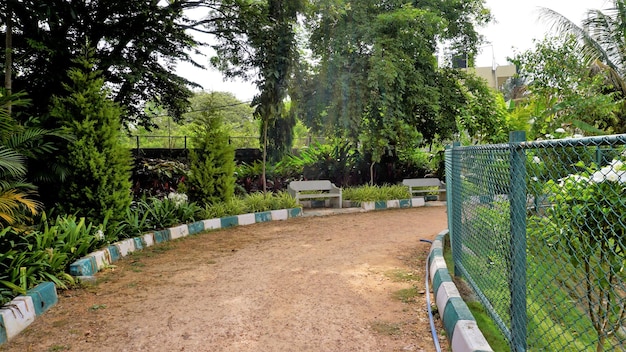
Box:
[446,134,626,352]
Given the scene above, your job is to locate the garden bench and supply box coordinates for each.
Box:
[288,180,342,208]
[402,178,446,200]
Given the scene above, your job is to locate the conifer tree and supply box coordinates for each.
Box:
[50,51,132,223]
[186,108,235,206]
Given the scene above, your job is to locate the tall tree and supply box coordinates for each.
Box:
[540,1,626,132]
[512,36,620,137]
[300,0,492,181]
[0,0,204,128]
[50,52,132,224]
[210,0,305,191]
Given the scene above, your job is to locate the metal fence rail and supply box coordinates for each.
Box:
[446,132,626,352]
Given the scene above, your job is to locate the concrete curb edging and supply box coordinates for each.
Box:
[0,207,303,346]
[0,282,58,345]
[361,197,426,210]
[68,207,304,279]
[429,230,494,352]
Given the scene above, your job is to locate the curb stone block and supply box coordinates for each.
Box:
[203,218,221,230]
[436,281,461,315]
[107,245,121,262]
[255,211,272,223]
[288,208,302,218]
[443,297,475,341]
[153,229,171,244]
[270,209,288,221]
[188,221,205,235]
[387,199,400,209]
[169,224,189,240]
[429,256,448,282]
[399,199,411,208]
[142,233,154,247]
[431,267,453,297]
[220,215,239,228]
[133,237,145,250]
[361,202,375,211]
[90,250,109,270]
[374,201,387,209]
[411,197,425,207]
[115,238,135,257]
[69,257,98,276]
[451,320,494,352]
[237,213,256,226]
[0,315,6,344]
[0,296,36,340]
[25,282,57,316]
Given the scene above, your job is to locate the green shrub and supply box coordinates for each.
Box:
[51,52,132,224]
[185,111,236,206]
[343,184,411,204]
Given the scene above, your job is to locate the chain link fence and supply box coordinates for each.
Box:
[445,132,626,352]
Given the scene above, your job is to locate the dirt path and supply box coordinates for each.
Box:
[1,207,447,352]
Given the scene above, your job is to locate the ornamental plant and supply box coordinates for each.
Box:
[541,158,626,351]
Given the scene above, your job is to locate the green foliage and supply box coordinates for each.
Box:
[201,191,298,219]
[185,111,236,206]
[299,0,492,153]
[540,1,626,132]
[51,53,133,224]
[282,141,359,187]
[2,0,198,127]
[135,195,202,231]
[0,213,103,304]
[512,36,621,138]
[342,184,410,204]
[536,158,626,351]
[0,90,43,227]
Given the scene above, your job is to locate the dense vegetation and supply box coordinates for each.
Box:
[1,3,626,344]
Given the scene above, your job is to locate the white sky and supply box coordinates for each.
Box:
[475,0,610,67]
[176,0,613,102]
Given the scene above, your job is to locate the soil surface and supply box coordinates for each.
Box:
[1,206,447,352]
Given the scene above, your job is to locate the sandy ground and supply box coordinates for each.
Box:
[0,206,447,352]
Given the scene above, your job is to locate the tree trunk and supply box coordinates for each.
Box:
[262,117,268,193]
[4,5,13,115]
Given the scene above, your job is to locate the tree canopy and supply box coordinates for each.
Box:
[1,0,204,128]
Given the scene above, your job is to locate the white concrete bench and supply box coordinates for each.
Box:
[288,180,342,208]
[402,178,445,199]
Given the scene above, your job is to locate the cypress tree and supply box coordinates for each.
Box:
[185,111,235,206]
[50,52,132,223]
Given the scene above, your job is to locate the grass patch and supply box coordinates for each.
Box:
[370,321,402,336]
[384,269,418,282]
[391,287,419,303]
[466,300,510,352]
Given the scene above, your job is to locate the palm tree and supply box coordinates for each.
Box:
[0,90,40,227]
[540,1,626,132]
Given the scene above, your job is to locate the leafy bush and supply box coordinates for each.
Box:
[0,214,102,304]
[201,191,298,218]
[343,184,411,204]
[535,159,626,351]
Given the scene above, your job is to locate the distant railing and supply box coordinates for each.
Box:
[120,135,327,150]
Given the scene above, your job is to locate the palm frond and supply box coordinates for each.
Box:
[0,147,26,178]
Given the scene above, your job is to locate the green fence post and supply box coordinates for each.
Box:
[450,141,462,278]
[509,131,527,352]
[445,144,452,236]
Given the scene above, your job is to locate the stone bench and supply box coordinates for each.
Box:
[288,180,342,208]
